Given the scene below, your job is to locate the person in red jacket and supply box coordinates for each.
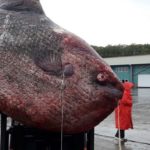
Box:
[114,80,134,143]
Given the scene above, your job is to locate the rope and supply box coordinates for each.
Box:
[60,73,65,150]
[117,103,122,150]
[84,133,88,150]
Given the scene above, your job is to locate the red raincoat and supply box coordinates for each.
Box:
[115,81,134,130]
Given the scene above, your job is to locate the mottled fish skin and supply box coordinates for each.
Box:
[0,0,123,133]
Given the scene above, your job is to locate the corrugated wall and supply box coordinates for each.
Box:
[111,64,150,87]
[112,65,131,81]
[132,64,150,86]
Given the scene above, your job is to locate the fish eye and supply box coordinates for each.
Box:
[97,73,107,82]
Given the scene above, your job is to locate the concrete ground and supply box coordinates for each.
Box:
[95,135,150,150]
[95,88,150,150]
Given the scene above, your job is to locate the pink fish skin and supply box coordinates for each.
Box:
[0,0,123,133]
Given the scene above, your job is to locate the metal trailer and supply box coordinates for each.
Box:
[0,113,94,150]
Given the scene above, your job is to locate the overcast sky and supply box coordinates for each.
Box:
[41,0,150,47]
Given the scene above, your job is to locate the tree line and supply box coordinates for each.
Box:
[92,44,150,58]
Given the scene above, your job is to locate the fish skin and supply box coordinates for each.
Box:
[0,0,123,133]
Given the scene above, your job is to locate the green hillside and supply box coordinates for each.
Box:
[92,44,150,58]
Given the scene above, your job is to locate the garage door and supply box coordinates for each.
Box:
[138,74,150,87]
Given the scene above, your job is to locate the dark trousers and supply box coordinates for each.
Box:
[115,130,125,139]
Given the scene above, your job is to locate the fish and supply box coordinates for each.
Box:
[0,0,123,133]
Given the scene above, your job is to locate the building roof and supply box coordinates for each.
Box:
[104,55,150,66]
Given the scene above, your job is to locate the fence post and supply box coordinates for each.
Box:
[1,113,8,150]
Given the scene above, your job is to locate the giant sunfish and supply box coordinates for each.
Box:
[0,0,123,133]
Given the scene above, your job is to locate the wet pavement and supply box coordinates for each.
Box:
[95,135,150,150]
[95,88,150,150]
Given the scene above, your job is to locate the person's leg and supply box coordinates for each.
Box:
[114,130,127,144]
[120,130,125,138]
[115,130,125,139]
[115,130,119,138]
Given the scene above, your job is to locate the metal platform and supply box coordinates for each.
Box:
[0,113,94,150]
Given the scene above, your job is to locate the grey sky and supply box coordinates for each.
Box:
[41,0,150,46]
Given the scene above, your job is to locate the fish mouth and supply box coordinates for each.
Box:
[102,86,123,102]
[95,72,124,103]
[93,80,124,106]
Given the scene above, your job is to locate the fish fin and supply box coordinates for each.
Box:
[34,50,62,76]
